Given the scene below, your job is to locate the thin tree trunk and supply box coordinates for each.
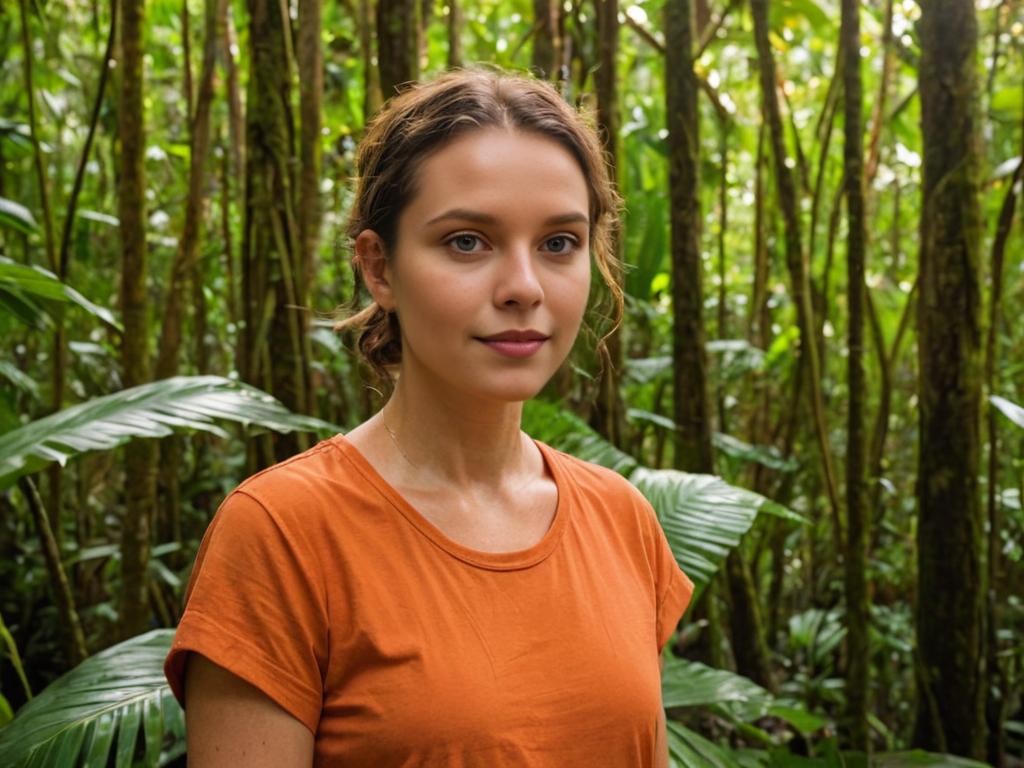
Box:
[157,0,225,381]
[808,62,840,275]
[841,0,869,747]
[182,0,195,120]
[17,0,57,275]
[447,0,463,68]
[914,0,985,755]
[750,0,843,546]
[118,0,157,640]
[297,0,323,413]
[377,0,419,98]
[984,148,1022,767]
[154,0,226,550]
[667,0,774,692]
[666,0,712,474]
[865,0,894,184]
[19,0,66,534]
[715,120,729,434]
[19,477,88,665]
[531,0,560,79]
[867,277,915,527]
[221,0,245,191]
[244,0,310,465]
[746,121,772,494]
[220,130,239,329]
[360,0,382,120]
[591,0,626,449]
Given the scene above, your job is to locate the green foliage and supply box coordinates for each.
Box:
[523,399,804,594]
[0,198,38,236]
[2,0,1022,759]
[0,631,183,768]
[991,395,1024,430]
[662,655,773,713]
[0,257,120,332]
[0,375,339,489]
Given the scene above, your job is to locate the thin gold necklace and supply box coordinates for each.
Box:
[381,412,417,468]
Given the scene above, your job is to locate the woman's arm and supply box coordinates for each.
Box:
[184,653,315,767]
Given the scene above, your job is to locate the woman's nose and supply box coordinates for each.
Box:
[493,247,544,308]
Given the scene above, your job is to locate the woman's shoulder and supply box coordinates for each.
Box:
[222,435,374,525]
[237,435,341,493]
[537,441,649,508]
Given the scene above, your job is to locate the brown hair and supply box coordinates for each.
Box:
[336,68,623,381]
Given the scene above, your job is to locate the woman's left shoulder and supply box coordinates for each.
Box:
[538,442,652,511]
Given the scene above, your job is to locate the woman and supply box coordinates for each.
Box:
[165,69,693,767]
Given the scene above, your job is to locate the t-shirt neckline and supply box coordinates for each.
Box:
[329,434,571,571]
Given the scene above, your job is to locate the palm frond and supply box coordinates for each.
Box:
[662,657,772,716]
[0,375,340,489]
[991,394,1024,430]
[667,720,741,768]
[0,256,121,333]
[0,198,38,235]
[0,630,183,768]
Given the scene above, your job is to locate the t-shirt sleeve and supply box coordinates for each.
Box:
[164,490,328,734]
[640,496,694,652]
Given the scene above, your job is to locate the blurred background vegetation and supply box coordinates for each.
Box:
[0,0,1022,763]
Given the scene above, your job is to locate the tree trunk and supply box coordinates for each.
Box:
[156,0,225,382]
[666,0,712,474]
[840,0,869,748]
[591,0,626,449]
[750,0,842,546]
[154,0,226,549]
[297,0,323,413]
[181,0,194,120]
[220,0,245,192]
[19,477,87,665]
[19,0,66,535]
[983,150,1022,768]
[667,0,774,692]
[377,0,419,98]
[913,0,985,756]
[447,0,463,68]
[243,0,311,465]
[359,0,383,119]
[531,0,560,79]
[117,0,158,640]
[715,121,729,433]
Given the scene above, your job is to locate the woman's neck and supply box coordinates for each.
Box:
[375,376,532,489]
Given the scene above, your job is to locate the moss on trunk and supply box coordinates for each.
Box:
[913,0,986,757]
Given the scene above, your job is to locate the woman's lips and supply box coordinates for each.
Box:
[476,331,550,358]
[480,339,547,358]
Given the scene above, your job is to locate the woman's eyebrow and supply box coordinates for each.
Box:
[425,209,589,227]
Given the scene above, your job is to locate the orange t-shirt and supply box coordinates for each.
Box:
[165,435,693,766]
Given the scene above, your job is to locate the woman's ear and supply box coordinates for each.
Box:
[354,230,395,311]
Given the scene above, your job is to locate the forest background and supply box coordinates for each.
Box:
[0,0,1022,763]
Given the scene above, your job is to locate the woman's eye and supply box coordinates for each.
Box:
[446,234,487,253]
[543,235,577,254]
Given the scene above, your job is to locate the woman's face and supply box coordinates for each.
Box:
[358,128,592,405]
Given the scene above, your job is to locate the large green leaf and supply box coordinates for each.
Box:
[991,395,1024,430]
[632,468,800,593]
[0,630,183,768]
[713,432,798,472]
[668,720,741,768]
[0,375,340,489]
[0,199,38,236]
[523,400,802,594]
[662,656,773,717]
[0,257,121,333]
